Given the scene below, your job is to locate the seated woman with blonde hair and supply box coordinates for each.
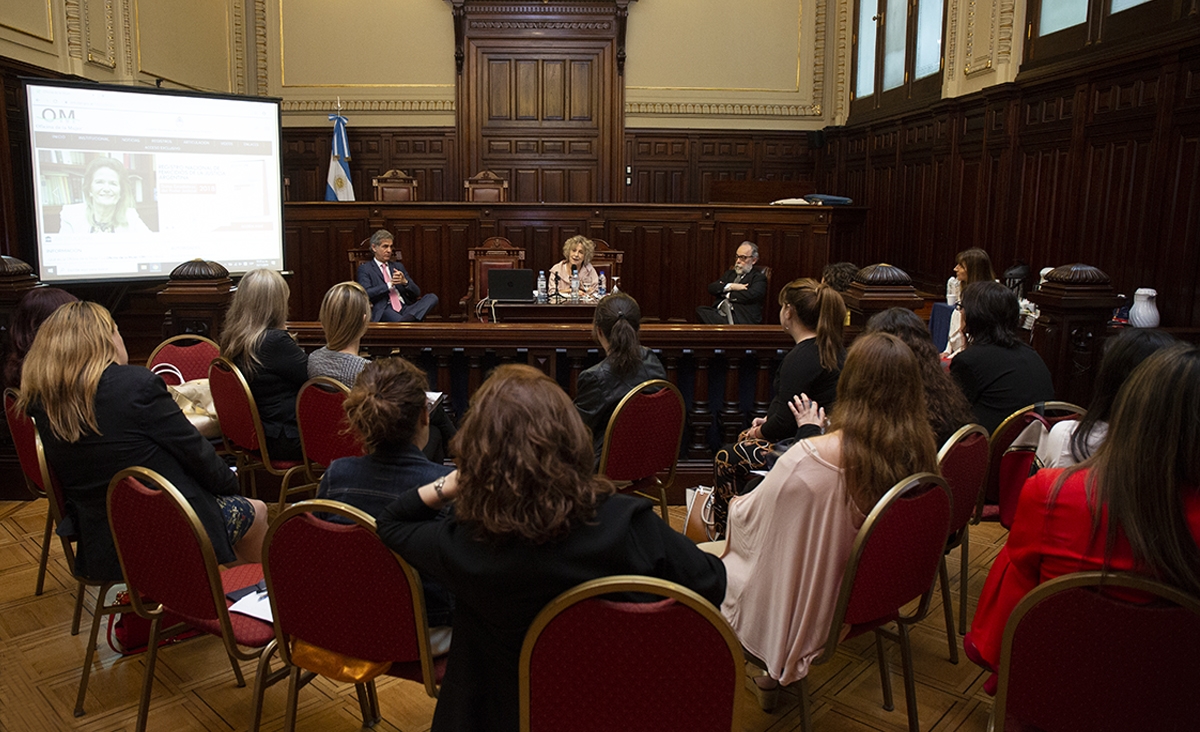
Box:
[220,268,308,461]
[376,364,724,732]
[716,332,938,707]
[17,302,267,583]
[307,281,370,386]
[548,235,599,298]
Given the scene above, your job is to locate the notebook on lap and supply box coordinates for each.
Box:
[488,269,537,303]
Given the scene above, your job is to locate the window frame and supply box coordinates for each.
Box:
[850,0,948,120]
[1024,0,1184,66]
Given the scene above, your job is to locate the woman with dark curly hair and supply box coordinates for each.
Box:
[864,307,974,446]
[376,364,725,732]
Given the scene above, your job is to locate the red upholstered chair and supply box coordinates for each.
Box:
[464,169,509,202]
[784,473,952,732]
[372,169,418,201]
[981,401,1085,528]
[278,377,365,509]
[107,467,286,732]
[146,334,220,385]
[26,412,132,717]
[519,575,743,732]
[933,423,990,662]
[5,388,53,595]
[994,571,1200,732]
[597,379,685,521]
[262,500,447,730]
[459,237,526,320]
[208,356,303,499]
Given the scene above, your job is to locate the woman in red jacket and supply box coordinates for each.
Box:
[965,344,1200,677]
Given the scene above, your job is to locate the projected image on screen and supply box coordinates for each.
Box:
[26,82,284,283]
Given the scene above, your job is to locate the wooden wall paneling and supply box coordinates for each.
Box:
[1159,125,1200,326]
[284,218,370,320]
[626,133,692,203]
[281,128,456,203]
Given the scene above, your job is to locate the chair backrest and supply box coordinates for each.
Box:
[296,377,364,470]
[372,169,418,202]
[147,335,220,385]
[107,467,230,627]
[262,500,438,695]
[5,388,45,497]
[588,238,623,284]
[597,380,685,484]
[30,413,78,570]
[985,405,1050,505]
[937,423,990,539]
[758,266,773,323]
[519,575,743,732]
[347,240,375,280]
[464,169,509,202]
[208,356,267,455]
[818,473,952,660]
[464,237,526,311]
[995,571,1200,732]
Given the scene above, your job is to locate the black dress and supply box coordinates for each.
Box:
[950,342,1055,434]
[31,364,241,581]
[376,491,727,732]
[234,329,308,460]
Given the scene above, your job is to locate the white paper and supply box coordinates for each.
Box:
[228,591,274,623]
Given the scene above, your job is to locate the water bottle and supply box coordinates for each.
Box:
[597,272,606,298]
[570,271,580,303]
[537,270,547,304]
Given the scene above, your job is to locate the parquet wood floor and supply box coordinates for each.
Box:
[0,498,1005,731]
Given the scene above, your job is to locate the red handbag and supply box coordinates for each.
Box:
[105,590,202,655]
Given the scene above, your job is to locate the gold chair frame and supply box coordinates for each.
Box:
[597,379,685,521]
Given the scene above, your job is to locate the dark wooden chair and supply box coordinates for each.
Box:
[372,170,418,202]
[460,237,526,320]
[588,238,623,288]
[464,170,509,202]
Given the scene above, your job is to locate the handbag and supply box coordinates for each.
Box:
[105,590,202,655]
[684,485,718,543]
[162,373,221,440]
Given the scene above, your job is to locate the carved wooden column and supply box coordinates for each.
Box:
[840,264,924,330]
[1027,264,1121,408]
[157,260,234,341]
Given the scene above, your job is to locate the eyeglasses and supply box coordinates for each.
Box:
[735,254,755,261]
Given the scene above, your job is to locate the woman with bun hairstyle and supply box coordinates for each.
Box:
[944,247,995,357]
[3,287,78,389]
[376,364,724,732]
[317,356,455,638]
[573,292,666,460]
[710,278,846,536]
[966,344,1200,677]
[220,268,308,461]
[17,302,266,582]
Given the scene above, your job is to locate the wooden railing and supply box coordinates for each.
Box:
[288,321,796,462]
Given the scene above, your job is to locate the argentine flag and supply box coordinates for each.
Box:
[325,113,355,201]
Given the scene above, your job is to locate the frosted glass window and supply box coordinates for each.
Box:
[882,0,907,90]
[914,0,944,80]
[1110,0,1152,11]
[1039,0,1087,35]
[856,4,877,98]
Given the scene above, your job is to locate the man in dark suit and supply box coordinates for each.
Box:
[356,229,439,322]
[696,241,767,324]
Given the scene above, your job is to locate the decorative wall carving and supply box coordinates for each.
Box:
[83,0,116,69]
[254,0,268,95]
[281,99,456,113]
[65,0,83,59]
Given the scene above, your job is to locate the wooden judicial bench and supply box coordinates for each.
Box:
[283,201,867,324]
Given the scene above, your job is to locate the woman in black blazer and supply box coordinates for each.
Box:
[220,268,308,461]
[18,302,267,582]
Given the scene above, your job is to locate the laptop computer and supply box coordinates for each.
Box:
[488,268,537,303]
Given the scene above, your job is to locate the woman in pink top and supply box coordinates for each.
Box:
[717,332,939,707]
[965,344,1200,683]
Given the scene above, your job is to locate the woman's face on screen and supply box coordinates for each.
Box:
[89,167,121,208]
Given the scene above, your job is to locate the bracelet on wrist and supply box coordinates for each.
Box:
[433,475,448,503]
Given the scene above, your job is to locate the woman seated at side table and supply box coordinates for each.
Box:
[548,235,599,298]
